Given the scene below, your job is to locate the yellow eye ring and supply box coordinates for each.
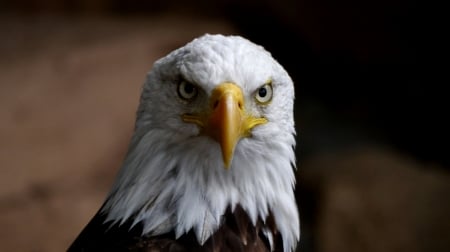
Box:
[178,80,198,100]
[255,83,273,104]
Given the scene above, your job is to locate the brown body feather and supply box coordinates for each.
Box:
[68,206,282,252]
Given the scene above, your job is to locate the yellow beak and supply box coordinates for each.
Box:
[183,82,267,169]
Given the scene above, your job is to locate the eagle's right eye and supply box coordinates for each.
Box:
[178,80,198,101]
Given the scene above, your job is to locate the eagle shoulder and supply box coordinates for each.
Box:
[68,205,282,252]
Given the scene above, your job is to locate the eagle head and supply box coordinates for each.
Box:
[101,34,299,251]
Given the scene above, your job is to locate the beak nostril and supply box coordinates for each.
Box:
[213,100,219,109]
[238,101,243,109]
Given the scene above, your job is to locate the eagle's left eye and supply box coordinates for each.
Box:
[178,80,198,100]
[255,82,273,104]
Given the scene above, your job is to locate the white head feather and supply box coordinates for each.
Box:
[101,34,299,252]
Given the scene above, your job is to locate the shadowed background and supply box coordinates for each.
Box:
[1,1,448,252]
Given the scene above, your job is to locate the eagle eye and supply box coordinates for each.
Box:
[255,82,273,104]
[178,80,198,100]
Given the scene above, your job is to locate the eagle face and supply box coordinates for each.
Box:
[97,34,298,251]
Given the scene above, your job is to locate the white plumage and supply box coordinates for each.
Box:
[100,34,299,252]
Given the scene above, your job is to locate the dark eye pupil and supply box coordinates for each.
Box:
[258,87,267,97]
[184,83,194,94]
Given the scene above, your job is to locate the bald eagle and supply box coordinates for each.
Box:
[68,34,299,252]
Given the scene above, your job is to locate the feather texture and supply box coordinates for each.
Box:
[69,205,281,252]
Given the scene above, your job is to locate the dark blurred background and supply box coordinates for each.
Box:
[1,1,448,252]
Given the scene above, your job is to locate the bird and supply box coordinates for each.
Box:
[68,34,299,252]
